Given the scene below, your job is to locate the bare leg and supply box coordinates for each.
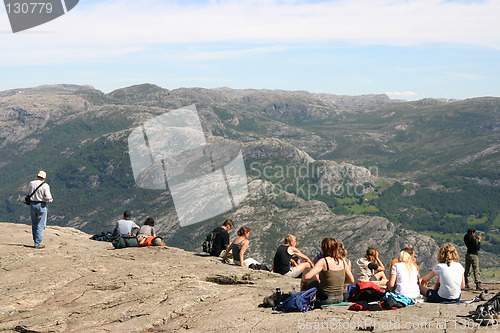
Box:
[374,271,387,281]
[419,284,430,296]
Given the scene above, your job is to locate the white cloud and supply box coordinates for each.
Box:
[386,91,418,97]
[1,0,500,64]
[173,45,288,61]
[63,0,500,46]
[448,72,482,80]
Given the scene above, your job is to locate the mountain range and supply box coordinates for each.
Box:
[0,84,498,271]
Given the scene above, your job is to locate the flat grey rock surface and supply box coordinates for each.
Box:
[0,223,498,333]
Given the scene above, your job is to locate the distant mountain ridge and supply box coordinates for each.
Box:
[0,84,499,270]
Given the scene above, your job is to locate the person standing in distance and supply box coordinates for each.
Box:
[27,171,53,249]
[464,228,483,291]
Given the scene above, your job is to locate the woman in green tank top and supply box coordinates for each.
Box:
[302,238,355,304]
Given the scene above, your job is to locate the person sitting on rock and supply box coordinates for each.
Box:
[387,250,421,299]
[301,237,354,305]
[272,234,313,278]
[223,226,259,268]
[314,242,351,268]
[209,219,234,257]
[387,246,420,292]
[355,247,387,283]
[419,243,465,303]
[113,211,139,236]
[137,217,156,244]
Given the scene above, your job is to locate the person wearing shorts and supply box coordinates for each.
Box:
[419,243,465,303]
[272,234,313,278]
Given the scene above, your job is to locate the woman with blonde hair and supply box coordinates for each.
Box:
[387,250,420,298]
[419,243,465,303]
[302,238,354,305]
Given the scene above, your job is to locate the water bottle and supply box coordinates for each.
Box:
[276,287,281,303]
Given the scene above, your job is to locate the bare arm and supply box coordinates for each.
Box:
[420,271,436,287]
[344,261,355,285]
[222,243,233,262]
[387,272,397,289]
[290,247,313,267]
[375,252,385,272]
[304,259,325,280]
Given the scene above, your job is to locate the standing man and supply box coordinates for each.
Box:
[464,228,483,291]
[210,219,234,257]
[27,171,53,249]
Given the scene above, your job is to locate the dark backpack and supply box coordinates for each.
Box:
[273,287,317,313]
[249,263,271,271]
[202,229,220,254]
[111,235,138,249]
[473,291,500,326]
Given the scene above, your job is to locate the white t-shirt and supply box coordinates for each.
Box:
[433,262,464,300]
[392,262,420,298]
[115,219,139,236]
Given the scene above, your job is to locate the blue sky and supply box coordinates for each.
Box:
[1,0,499,100]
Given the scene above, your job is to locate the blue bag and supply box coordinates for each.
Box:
[273,287,317,312]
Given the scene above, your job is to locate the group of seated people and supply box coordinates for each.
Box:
[210,219,466,305]
[113,211,163,246]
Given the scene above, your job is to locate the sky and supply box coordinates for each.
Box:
[1,0,499,100]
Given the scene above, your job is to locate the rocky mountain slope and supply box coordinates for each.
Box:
[0,84,499,270]
[1,223,498,333]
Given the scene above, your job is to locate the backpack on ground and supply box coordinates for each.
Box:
[258,291,294,308]
[111,235,138,249]
[273,287,317,313]
[202,229,220,254]
[249,263,271,271]
[472,291,500,326]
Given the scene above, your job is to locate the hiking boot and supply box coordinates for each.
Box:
[476,283,485,291]
[464,284,471,290]
[34,244,45,249]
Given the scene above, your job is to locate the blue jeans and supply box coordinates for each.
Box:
[30,202,47,246]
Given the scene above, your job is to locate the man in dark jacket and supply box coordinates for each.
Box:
[210,219,234,257]
[464,228,483,291]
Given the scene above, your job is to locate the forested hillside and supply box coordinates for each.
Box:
[0,84,498,264]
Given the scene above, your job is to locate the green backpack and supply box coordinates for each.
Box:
[111,235,138,249]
